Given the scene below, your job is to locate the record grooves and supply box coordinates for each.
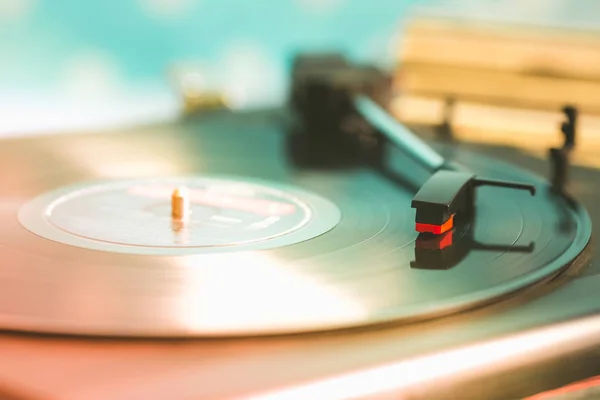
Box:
[0,108,591,337]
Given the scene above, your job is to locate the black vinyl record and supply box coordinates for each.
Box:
[0,110,591,337]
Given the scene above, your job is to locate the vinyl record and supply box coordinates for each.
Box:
[0,111,591,337]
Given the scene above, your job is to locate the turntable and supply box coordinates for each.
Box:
[0,50,599,400]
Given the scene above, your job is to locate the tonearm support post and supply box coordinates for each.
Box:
[549,105,577,193]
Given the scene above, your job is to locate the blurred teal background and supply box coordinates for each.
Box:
[0,0,596,134]
[1,0,414,98]
[0,0,416,134]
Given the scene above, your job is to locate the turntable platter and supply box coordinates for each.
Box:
[0,111,591,337]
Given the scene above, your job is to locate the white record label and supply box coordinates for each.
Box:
[18,176,341,255]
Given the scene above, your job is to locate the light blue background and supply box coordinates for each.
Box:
[1,0,414,99]
[0,0,597,134]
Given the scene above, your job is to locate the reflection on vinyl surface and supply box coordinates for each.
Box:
[411,219,536,270]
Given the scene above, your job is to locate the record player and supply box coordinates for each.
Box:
[1,42,600,400]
